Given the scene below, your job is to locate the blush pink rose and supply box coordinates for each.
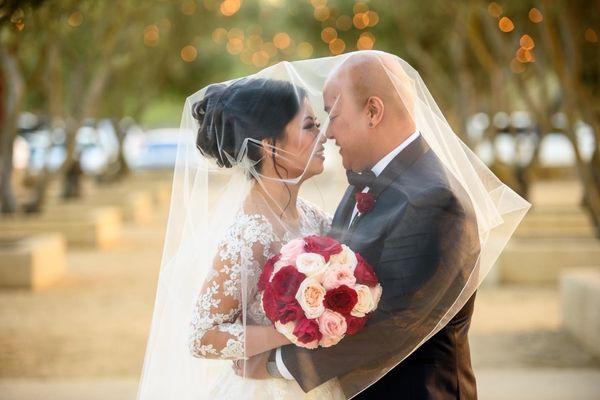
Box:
[321,264,357,290]
[318,309,347,347]
[279,238,306,265]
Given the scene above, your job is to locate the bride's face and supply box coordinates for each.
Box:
[273,99,326,181]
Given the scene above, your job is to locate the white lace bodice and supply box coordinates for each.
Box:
[189,198,332,360]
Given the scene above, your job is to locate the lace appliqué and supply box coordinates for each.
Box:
[189,199,332,360]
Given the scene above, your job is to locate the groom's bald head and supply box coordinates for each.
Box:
[324,51,415,120]
[323,51,417,172]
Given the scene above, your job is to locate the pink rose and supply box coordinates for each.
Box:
[279,238,306,265]
[318,309,347,347]
[321,264,357,290]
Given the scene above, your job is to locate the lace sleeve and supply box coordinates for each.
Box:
[188,214,274,360]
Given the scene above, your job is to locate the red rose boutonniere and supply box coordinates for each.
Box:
[355,192,376,214]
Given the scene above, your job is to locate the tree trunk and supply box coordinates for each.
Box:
[0,45,24,214]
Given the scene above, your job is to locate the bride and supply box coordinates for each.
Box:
[186,77,344,398]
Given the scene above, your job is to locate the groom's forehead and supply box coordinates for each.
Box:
[323,83,342,109]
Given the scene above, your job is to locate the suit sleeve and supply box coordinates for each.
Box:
[281,186,480,393]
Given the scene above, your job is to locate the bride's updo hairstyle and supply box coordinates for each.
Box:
[192,78,307,173]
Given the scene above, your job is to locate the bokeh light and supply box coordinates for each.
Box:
[353,2,369,14]
[143,25,160,47]
[297,42,314,59]
[67,11,84,27]
[321,27,337,43]
[528,8,543,23]
[499,17,514,33]
[329,38,345,55]
[181,0,197,15]
[584,28,598,43]
[353,13,369,29]
[336,15,353,31]
[520,34,535,50]
[180,45,198,62]
[212,27,228,43]
[487,2,503,18]
[313,6,330,22]
[367,11,379,27]
[251,50,270,67]
[220,0,241,16]
[273,32,291,49]
[357,32,375,50]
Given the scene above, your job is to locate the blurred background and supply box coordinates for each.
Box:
[0,0,599,399]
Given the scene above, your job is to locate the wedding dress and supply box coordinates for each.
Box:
[188,197,345,399]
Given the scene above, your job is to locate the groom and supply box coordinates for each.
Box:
[243,52,480,399]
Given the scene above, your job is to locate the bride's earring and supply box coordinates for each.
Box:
[368,122,373,127]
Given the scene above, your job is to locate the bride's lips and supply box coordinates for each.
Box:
[315,146,325,159]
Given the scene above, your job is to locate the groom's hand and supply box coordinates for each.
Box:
[232,351,271,379]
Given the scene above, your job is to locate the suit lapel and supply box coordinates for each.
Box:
[346,135,430,241]
[332,185,358,231]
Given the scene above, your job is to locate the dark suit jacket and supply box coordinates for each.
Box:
[281,135,480,399]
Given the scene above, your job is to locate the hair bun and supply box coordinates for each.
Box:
[192,84,234,168]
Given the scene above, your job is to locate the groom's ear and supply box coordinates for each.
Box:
[366,96,384,128]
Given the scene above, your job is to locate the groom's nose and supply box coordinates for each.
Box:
[325,124,335,140]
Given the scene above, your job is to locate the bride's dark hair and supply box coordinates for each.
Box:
[192,78,307,172]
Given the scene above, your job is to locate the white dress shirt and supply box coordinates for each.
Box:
[275,130,420,380]
[348,130,421,227]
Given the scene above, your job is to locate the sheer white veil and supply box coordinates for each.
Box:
[136,50,530,399]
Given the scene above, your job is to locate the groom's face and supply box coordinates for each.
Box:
[323,83,370,172]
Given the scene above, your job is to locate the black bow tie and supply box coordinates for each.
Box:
[346,169,377,191]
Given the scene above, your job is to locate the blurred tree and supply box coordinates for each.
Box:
[0,0,45,213]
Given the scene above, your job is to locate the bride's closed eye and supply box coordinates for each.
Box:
[303,117,320,131]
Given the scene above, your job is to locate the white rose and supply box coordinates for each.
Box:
[274,321,300,345]
[370,284,383,308]
[328,244,358,271]
[295,277,326,319]
[351,284,375,317]
[295,252,326,276]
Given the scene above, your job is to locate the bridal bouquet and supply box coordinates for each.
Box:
[258,235,382,349]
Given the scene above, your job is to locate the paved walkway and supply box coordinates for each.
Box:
[2,369,600,400]
[1,179,599,399]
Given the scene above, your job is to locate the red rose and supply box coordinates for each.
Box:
[277,300,304,324]
[258,254,280,291]
[355,192,375,214]
[262,285,280,323]
[354,253,379,287]
[345,314,367,335]
[271,266,306,302]
[293,317,322,344]
[324,284,358,315]
[304,235,343,262]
